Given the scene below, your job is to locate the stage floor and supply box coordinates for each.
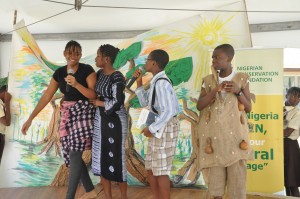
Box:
[0,184,297,199]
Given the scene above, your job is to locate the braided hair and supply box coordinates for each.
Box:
[0,85,7,92]
[65,40,82,54]
[98,44,120,64]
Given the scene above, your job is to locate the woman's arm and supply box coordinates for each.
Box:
[73,72,97,99]
[22,78,59,135]
[90,73,126,114]
[103,79,125,115]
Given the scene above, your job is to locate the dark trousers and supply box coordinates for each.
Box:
[284,138,300,197]
[65,150,94,199]
[0,134,5,164]
[285,186,300,197]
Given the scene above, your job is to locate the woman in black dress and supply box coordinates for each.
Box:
[90,44,128,199]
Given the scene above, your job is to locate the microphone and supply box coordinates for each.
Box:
[66,68,74,92]
[126,66,144,89]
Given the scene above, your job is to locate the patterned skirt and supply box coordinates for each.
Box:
[60,100,95,167]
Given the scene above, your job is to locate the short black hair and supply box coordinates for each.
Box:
[215,44,235,58]
[150,49,169,69]
[287,87,300,98]
[98,44,120,64]
[65,40,82,52]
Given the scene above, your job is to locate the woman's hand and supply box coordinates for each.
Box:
[21,119,32,135]
[89,99,104,107]
[64,75,78,88]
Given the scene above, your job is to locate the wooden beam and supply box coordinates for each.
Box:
[284,68,300,72]
[284,68,300,76]
[249,21,300,33]
[1,21,300,42]
[0,30,148,42]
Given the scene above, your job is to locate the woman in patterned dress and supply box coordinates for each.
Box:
[90,44,128,199]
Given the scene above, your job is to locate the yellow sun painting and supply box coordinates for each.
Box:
[138,14,243,92]
[171,15,236,90]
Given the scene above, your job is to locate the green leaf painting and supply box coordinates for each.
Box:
[124,42,142,60]
[165,57,193,86]
[113,49,128,69]
[113,42,142,69]
[0,77,8,88]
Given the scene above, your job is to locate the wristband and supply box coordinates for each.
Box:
[235,90,243,96]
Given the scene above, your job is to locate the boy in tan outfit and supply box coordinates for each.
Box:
[197,44,253,199]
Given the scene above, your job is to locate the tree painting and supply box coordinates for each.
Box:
[2,3,252,188]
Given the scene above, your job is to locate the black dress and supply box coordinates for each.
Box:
[92,70,128,182]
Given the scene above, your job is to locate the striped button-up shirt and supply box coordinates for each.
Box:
[135,71,180,137]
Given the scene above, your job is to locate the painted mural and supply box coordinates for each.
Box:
[0,1,252,188]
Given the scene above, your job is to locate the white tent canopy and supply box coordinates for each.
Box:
[0,0,300,34]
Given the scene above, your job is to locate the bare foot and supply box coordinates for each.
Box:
[94,184,103,195]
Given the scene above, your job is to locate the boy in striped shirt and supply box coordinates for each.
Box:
[134,49,180,199]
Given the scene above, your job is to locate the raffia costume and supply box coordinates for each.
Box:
[198,72,253,198]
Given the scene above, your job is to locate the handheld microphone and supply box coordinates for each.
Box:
[66,68,74,92]
[126,66,144,89]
